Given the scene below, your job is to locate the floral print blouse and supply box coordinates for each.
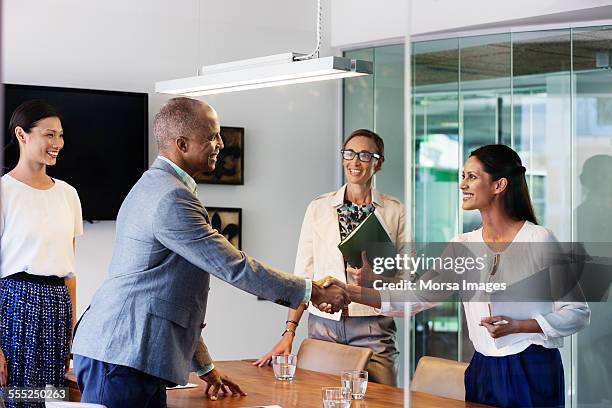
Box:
[337,200,375,242]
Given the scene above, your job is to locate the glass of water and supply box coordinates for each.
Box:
[321,386,351,408]
[272,354,297,381]
[341,369,368,399]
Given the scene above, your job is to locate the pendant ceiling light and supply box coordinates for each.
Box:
[155,0,373,96]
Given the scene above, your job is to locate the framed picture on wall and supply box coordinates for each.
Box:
[207,206,242,250]
[196,126,244,185]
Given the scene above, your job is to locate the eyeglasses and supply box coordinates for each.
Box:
[341,149,382,162]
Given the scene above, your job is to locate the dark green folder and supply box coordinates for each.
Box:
[337,211,398,275]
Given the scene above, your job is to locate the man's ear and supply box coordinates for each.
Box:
[176,136,188,153]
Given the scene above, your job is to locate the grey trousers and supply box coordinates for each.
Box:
[308,313,399,386]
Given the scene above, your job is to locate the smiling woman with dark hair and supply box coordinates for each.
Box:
[336,143,591,407]
[0,100,83,404]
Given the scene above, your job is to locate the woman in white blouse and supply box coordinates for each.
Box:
[333,144,590,407]
[0,101,83,401]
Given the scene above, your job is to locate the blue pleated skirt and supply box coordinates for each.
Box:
[465,344,564,408]
[0,277,72,408]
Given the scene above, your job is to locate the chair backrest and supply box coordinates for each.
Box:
[410,356,469,401]
[296,338,373,376]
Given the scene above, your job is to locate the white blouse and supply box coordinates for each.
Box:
[1,174,83,278]
[379,221,590,357]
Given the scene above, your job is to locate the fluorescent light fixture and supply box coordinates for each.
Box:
[155,53,373,96]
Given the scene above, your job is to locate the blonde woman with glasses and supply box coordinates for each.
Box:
[255,129,405,386]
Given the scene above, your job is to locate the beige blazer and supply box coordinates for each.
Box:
[294,184,405,320]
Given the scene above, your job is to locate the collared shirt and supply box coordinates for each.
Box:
[328,184,385,208]
[157,156,197,194]
[158,156,311,306]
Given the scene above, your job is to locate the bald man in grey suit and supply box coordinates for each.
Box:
[72,97,349,408]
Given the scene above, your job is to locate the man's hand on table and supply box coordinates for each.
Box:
[199,368,247,400]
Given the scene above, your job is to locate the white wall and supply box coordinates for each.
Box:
[331,0,612,48]
[3,0,339,361]
[331,0,408,48]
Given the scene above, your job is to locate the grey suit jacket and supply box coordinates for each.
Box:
[72,158,307,385]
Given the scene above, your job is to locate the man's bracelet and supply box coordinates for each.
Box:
[286,320,299,327]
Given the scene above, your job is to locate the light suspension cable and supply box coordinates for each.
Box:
[294,0,322,61]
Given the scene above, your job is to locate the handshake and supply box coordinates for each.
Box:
[309,251,379,313]
[310,276,351,314]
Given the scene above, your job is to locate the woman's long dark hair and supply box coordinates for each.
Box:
[470,144,537,225]
[4,100,62,169]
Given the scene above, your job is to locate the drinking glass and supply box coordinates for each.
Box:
[272,354,297,381]
[341,369,368,399]
[321,386,351,408]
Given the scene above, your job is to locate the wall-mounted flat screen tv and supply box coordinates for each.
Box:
[3,84,148,221]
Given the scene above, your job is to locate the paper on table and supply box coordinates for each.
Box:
[166,383,198,390]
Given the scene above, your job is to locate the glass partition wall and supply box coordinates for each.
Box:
[343,23,612,406]
[572,25,612,407]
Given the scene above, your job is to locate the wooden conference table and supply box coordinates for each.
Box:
[66,360,490,407]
